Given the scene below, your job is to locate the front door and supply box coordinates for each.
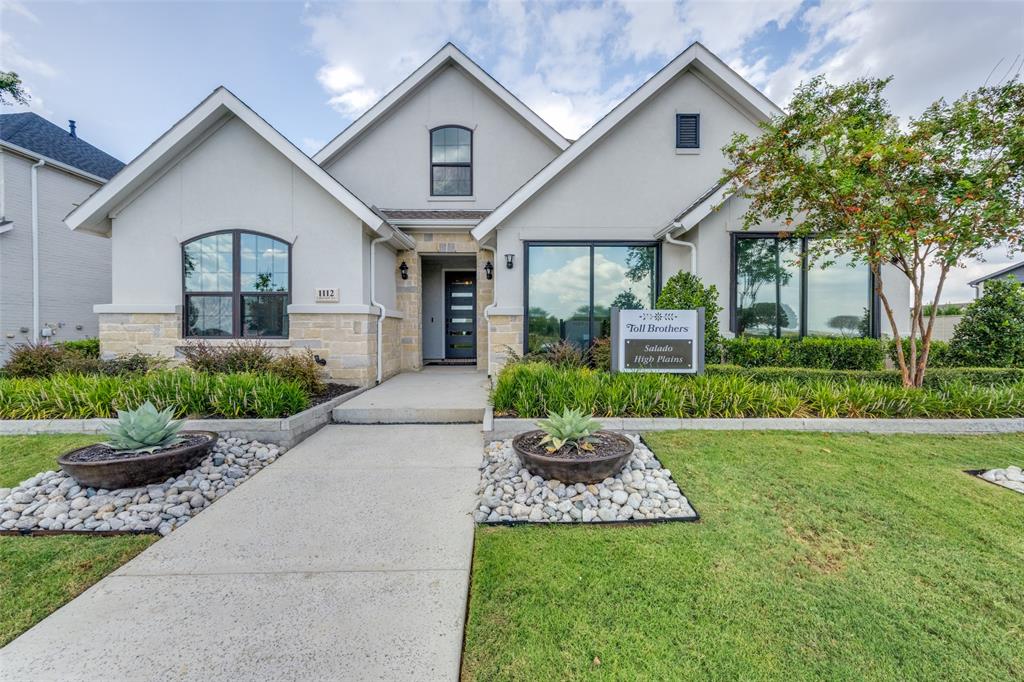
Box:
[444,271,476,360]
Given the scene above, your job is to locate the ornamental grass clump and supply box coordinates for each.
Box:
[103,401,185,453]
[536,408,603,453]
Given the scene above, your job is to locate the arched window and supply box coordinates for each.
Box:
[430,126,472,196]
[182,231,290,338]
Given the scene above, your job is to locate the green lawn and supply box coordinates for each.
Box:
[463,431,1024,681]
[0,435,157,647]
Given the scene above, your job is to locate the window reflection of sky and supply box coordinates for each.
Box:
[528,246,654,320]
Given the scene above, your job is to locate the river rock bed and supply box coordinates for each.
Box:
[477,434,697,523]
[978,465,1024,494]
[0,438,283,536]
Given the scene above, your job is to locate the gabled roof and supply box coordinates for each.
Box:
[472,42,783,243]
[968,261,1024,286]
[313,43,570,166]
[66,87,413,248]
[654,179,732,238]
[0,112,124,180]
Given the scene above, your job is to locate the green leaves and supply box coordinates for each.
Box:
[536,408,603,453]
[104,401,185,453]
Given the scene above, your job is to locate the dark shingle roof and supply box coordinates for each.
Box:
[0,113,125,180]
[379,208,492,221]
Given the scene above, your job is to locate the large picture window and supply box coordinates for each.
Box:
[732,234,875,338]
[183,231,290,338]
[430,126,472,196]
[526,242,659,352]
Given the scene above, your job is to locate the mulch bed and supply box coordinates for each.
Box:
[62,434,211,463]
[514,431,634,461]
[309,382,358,407]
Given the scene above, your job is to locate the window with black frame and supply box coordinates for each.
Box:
[183,231,290,338]
[430,126,472,196]
[526,243,658,352]
[733,235,874,338]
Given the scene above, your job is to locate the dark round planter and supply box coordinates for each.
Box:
[57,431,218,490]
[512,430,635,484]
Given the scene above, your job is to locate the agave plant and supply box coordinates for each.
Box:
[104,401,186,453]
[536,408,603,453]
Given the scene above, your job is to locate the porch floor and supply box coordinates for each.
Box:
[332,366,490,424]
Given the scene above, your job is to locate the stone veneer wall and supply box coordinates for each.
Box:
[394,231,493,372]
[486,314,524,375]
[99,311,401,388]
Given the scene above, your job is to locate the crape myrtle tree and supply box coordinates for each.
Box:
[720,75,1024,387]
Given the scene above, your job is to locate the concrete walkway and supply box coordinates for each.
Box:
[0,424,481,681]
[334,366,490,424]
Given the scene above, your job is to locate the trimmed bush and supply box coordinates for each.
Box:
[888,338,953,368]
[0,369,308,420]
[590,337,612,371]
[179,340,274,374]
[656,272,723,363]
[268,351,326,395]
[3,342,153,378]
[947,279,1024,368]
[723,336,886,370]
[2,343,66,378]
[56,338,100,358]
[491,361,1024,419]
[706,364,1024,388]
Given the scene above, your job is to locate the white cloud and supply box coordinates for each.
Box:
[0,0,39,24]
[0,32,57,78]
[300,137,326,155]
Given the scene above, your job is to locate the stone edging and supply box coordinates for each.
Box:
[0,386,369,448]
[487,416,1024,439]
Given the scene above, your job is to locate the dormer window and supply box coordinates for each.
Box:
[675,113,700,149]
[430,126,472,196]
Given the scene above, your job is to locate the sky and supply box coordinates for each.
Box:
[3,0,1023,302]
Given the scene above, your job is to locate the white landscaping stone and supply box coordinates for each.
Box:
[0,439,285,536]
[977,466,1024,495]
[476,435,697,524]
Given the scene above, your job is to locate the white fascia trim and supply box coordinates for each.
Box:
[287,304,403,318]
[389,220,478,228]
[65,87,391,239]
[655,182,736,239]
[95,304,182,314]
[471,42,783,243]
[313,43,569,165]
[0,141,108,184]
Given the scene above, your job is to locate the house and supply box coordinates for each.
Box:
[0,113,124,361]
[65,42,910,386]
[969,261,1024,297]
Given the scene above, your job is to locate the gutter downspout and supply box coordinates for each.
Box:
[664,221,696,275]
[480,244,497,376]
[31,159,45,343]
[369,235,388,385]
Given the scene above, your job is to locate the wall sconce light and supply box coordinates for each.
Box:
[484,260,493,280]
[399,261,409,280]
[504,253,515,269]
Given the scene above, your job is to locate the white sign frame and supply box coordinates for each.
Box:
[611,307,705,374]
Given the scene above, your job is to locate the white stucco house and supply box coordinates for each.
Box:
[66,42,909,386]
[1,113,124,362]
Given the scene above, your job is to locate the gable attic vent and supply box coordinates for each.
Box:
[675,113,699,149]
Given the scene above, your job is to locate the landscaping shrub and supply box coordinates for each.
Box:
[2,342,152,378]
[268,351,325,395]
[0,369,308,420]
[2,343,66,378]
[590,337,611,371]
[656,272,723,363]
[888,338,953,368]
[947,279,1024,368]
[491,361,1024,419]
[722,336,886,370]
[179,340,273,374]
[706,364,1024,388]
[56,338,100,358]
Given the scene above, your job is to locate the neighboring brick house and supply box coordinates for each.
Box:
[0,113,124,361]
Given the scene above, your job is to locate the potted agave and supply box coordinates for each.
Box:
[58,402,217,489]
[512,408,634,484]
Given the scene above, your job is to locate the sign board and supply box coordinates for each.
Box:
[611,308,704,374]
[315,287,339,303]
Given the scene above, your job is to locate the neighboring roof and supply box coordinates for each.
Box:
[968,261,1024,286]
[65,87,413,248]
[0,112,124,180]
[472,42,784,243]
[313,43,570,166]
[379,208,491,221]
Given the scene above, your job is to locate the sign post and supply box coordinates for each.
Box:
[611,308,704,374]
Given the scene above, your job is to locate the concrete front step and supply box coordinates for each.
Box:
[333,405,485,424]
